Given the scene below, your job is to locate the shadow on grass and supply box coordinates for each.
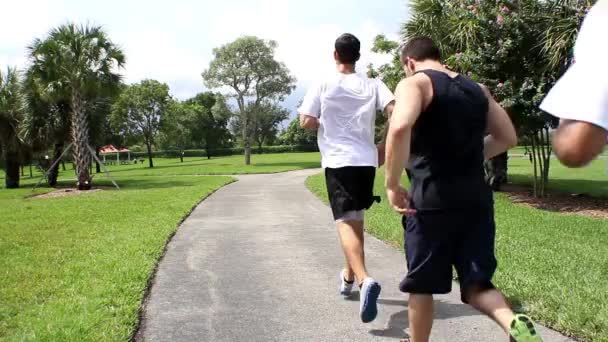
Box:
[508,174,608,199]
[49,177,218,190]
[252,161,320,168]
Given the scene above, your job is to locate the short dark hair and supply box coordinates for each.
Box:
[335,33,361,64]
[400,37,442,64]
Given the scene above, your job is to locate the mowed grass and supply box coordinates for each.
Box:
[0,152,321,341]
[306,159,608,341]
[509,146,608,156]
[1,153,321,189]
[508,156,608,197]
[98,153,321,177]
[0,175,234,341]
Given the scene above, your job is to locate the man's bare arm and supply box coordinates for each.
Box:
[377,101,395,166]
[385,82,421,188]
[553,120,607,167]
[480,85,518,159]
[378,101,395,145]
[299,114,319,131]
[384,79,422,214]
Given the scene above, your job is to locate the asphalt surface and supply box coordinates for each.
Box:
[136,169,573,342]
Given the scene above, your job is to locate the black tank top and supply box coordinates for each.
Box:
[408,69,493,211]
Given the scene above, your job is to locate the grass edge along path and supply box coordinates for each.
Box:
[306,171,608,342]
[0,176,235,341]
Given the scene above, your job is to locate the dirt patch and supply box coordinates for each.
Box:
[31,186,113,199]
[501,183,608,219]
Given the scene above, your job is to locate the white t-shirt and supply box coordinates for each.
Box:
[540,0,608,131]
[298,73,394,169]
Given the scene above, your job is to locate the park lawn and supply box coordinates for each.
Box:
[1,153,321,190]
[509,146,608,156]
[306,162,608,341]
[508,156,608,197]
[0,174,234,341]
[98,152,321,177]
[0,152,323,340]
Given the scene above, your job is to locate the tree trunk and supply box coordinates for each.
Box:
[531,133,539,198]
[244,143,251,165]
[242,119,251,165]
[29,164,33,178]
[539,129,547,197]
[71,89,92,190]
[4,151,20,189]
[205,140,211,160]
[61,160,66,171]
[48,142,64,187]
[540,128,552,197]
[146,141,154,168]
[21,165,24,176]
[95,148,101,173]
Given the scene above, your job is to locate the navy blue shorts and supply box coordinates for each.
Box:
[400,207,497,303]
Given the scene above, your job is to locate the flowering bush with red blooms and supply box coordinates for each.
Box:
[370,0,596,196]
[369,0,595,196]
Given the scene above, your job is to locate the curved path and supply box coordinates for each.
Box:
[136,169,572,342]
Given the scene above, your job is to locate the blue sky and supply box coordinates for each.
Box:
[1,0,408,117]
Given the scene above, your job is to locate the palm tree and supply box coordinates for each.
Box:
[402,0,512,189]
[28,23,125,190]
[540,0,592,71]
[21,69,71,187]
[0,67,26,188]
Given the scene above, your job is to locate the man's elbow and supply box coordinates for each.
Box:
[505,133,517,150]
[299,115,309,129]
[553,121,606,167]
[387,123,412,140]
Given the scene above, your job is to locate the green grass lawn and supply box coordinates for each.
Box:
[509,146,608,156]
[0,152,321,341]
[306,160,608,341]
[1,153,321,188]
[0,175,234,341]
[97,153,321,177]
[508,156,608,197]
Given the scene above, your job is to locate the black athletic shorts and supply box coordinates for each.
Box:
[399,206,497,303]
[324,166,379,220]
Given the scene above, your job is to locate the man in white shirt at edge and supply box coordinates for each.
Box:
[299,33,395,324]
[540,0,608,167]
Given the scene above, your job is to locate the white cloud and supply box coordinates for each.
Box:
[0,0,405,101]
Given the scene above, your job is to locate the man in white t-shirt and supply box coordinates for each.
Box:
[540,0,608,167]
[299,33,394,324]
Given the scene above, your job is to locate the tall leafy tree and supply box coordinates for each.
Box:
[185,92,232,159]
[28,23,125,190]
[160,100,191,162]
[203,36,296,165]
[279,118,317,147]
[0,67,26,188]
[111,80,170,168]
[251,102,289,152]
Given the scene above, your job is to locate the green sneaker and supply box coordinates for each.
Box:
[509,314,543,342]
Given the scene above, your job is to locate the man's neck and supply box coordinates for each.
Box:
[414,60,447,73]
[336,63,356,74]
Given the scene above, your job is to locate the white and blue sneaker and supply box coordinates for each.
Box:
[340,269,355,296]
[360,277,381,323]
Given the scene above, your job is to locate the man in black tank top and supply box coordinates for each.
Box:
[384,37,543,342]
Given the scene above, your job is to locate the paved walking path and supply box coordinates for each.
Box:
[136,169,573,342]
